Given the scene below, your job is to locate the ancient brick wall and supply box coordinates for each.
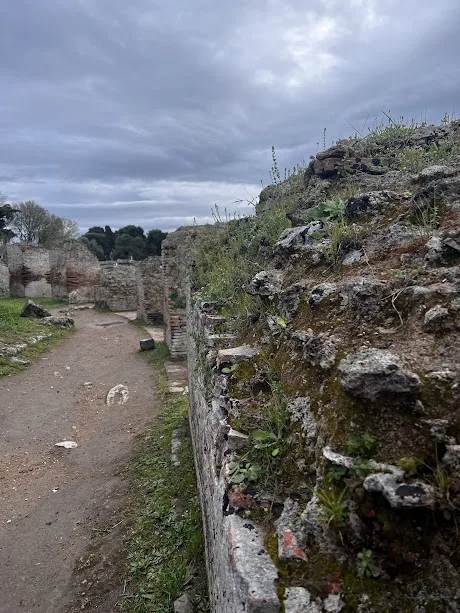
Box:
[162,226,211,359]
[6,245,52,298]
[62,242,101,303]
[3,242,101,302]
[136,256,163,323]
[95,261,138,311]
[187,299,279,613]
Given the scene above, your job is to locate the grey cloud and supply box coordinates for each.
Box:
[1,0,459,231]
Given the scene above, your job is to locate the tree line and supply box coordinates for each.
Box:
[0,194,167,260]
[80,225,167,260]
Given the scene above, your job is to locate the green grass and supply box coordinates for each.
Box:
[0,297,72,376]
[122,342,208,613]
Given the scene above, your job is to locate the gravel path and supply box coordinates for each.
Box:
[0,309,159,612]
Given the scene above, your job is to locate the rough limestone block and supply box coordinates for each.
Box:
[338,348,421,401]
[20,300,51,318]
[363,473,435,508]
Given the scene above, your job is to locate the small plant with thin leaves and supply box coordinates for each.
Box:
[221,363,239,375]
[251,429,283,458]
[269,145,282,184]
[306,197,346,223]
[410,195,442,238]
[314,484,348,527]
[357,549,381,578]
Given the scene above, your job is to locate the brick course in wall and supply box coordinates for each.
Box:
[1,241,101,302]
[187,299,279,613]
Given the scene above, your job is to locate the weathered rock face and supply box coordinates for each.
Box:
[246,270,284,297]
[363,472,435,508]
[274,222,326,259]
[20,300,51,318]
[338,348,421,401]
[185,120,460,612]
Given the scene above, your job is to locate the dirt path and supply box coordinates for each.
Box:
[0,309,159,613]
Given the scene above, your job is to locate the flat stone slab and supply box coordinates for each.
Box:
[146,326,165,342]
[114,311,137,320]
[165,361,188,393]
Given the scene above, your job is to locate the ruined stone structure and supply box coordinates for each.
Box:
[0,261,9,297]
[188,302,279,613]
[95,260,138,312]
[161,227,210,359]
[136,256,163,323]
[185,121,460,613]
[0,242,101,303]
[0,240,167,320]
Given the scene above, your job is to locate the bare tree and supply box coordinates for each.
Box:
[11,201,80,246]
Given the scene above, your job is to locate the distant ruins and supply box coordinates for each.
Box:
[0,233,197,359]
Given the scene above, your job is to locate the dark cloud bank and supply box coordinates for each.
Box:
[1,0,459,232]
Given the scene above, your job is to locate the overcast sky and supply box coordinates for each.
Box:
[1,1,459,233]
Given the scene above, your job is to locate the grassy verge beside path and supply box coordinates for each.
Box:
[122,342,209,613]
[0,297,72,376]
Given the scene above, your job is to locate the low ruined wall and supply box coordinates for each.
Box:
[0,261,9,296]
[187,299,279,613]
[136,256,163,323]
[2,242,101,303]
[96,261,138,311]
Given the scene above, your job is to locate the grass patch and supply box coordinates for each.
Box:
[122,342,208,613]
[0,297,72,376]
[192,204,290,313]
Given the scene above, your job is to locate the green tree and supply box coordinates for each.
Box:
[117,225,145,238]
[146,229,168,256]
[112,233,148,260]
[103,225,114,259]
[80,236,105,260]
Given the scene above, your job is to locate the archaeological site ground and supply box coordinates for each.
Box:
[1,118,460,613]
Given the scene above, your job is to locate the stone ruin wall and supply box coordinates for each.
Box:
[162,228,202,360]
[0,262,9,297]
[136,256,163,324]
[184,121,460,613]
[1,242,101,303]
[0,242,167,318]
[95,260,138,312]
[0,248,9,297]
[188,300,279,613]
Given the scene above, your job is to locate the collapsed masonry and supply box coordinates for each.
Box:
[185,121,460,612]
